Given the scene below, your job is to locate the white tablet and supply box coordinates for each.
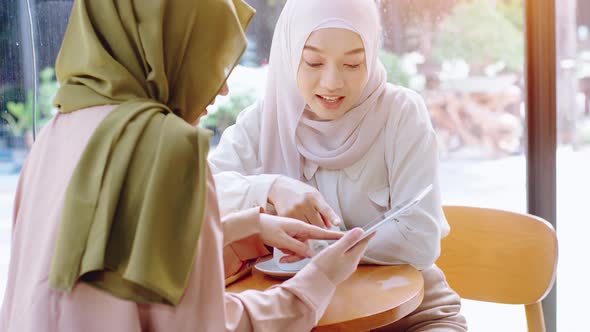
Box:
[354,184,433,244]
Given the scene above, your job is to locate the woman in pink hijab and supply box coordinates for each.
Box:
[210,0,468,330]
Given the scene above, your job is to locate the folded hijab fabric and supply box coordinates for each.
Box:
[49,0,254,305]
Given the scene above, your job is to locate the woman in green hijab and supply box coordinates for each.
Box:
[0,0,373,331]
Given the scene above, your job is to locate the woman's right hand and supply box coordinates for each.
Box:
[268,175,341,229]
[259,213,344,259]
[307,228,373,285]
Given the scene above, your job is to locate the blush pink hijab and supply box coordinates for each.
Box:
[258,0,393,179]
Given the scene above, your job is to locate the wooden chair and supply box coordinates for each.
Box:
[436,206,558,332]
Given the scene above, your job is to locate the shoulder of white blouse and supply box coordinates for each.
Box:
[235,101,263,130]
[386,86,434,137]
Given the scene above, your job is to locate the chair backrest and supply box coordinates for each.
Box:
[436,206,558,331]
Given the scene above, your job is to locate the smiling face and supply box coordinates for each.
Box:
[296,28,369,121]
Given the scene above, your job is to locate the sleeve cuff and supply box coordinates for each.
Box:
[276,262,336,324]
[213,172,280,217]
[243,174,280,211]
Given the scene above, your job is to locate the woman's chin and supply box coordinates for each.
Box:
[309,108,347,121]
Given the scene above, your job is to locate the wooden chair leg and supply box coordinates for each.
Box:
[525,302,546,332]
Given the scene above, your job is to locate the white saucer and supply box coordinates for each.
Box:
[254,258,300,279]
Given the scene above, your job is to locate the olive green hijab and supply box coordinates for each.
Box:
[49,0,254,305]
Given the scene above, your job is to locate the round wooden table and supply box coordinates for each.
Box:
[227,260,424,331]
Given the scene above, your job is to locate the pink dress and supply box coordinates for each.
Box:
[0,105,336,332]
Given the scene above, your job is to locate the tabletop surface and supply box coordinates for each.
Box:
[227,260,425,331]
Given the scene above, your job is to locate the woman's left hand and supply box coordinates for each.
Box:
[260,213,343,258]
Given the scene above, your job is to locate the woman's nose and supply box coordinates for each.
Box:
[219,82,229,96]
[320,66,344,91]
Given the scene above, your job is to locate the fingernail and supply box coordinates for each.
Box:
[306,248,314,257]
[351,228,363,236]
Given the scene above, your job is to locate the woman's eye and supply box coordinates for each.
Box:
[305,61,323,68]
[303,60,323,68]
[345,64,360,69]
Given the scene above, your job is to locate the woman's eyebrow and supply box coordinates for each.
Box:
[303,45,365,55]
[344,47,365,55]
[303,45,323,53]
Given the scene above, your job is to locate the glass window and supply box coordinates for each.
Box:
[1,0,26,303]
[0,0,73,303]
[208,0,528,213]
[556,0,590,330]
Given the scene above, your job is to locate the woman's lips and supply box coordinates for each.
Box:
[316,95,345,110]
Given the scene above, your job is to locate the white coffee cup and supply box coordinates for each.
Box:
[273,247,310,272]
[273,237,338,272]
